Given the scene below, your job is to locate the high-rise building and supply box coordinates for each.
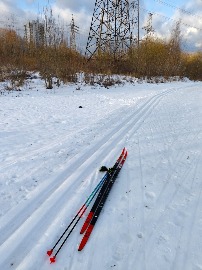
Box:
[24,20,45,46]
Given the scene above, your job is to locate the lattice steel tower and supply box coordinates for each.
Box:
[70,14,79,50]
[143,13,154,38]
[86,0,139,60]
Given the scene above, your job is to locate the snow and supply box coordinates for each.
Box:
[0,77,202,270]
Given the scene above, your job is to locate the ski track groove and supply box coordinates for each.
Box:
[0,87,180,269]
[145,135,200,229]
[124,155,131,270]
[0,108,134,237]
[184,180,202,270]
[129,88,201,267]
[146,153,199,249]
[0,129,78,171]
[132,152,200,268]
[136,135,147,270]
[148,95,202,212]
[171,154,202,270]
[0,99,142,172]
[113,91,168,270]
[124,156,134,270]
[153,129,201,210]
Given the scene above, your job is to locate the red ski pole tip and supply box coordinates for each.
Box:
[47,250,53,256]
[50,256,56,264]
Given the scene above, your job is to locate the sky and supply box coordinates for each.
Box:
[0,0,202,52]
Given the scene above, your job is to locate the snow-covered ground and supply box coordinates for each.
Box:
[0,77,202,270]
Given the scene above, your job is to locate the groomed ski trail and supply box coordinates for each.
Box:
[0,83,202,270]
[0,88,172,269]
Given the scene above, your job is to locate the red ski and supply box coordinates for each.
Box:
[78,150,128,251]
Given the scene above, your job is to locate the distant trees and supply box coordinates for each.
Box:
[183,52,202,81]
[0,27,83,89]
[0,18,202,89]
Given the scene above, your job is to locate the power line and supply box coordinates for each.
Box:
[152,0,202,21]
[140,6,202,32]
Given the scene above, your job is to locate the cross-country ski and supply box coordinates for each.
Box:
[47,148,126,263]
[78,150,128,251]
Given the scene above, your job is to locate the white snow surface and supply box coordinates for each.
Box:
[0,77,202,270]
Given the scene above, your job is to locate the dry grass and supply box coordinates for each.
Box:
[0,26,202,90]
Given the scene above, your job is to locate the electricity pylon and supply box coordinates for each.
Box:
[143,12,154,39]
[70,14,79,50]
[85,0,139,60]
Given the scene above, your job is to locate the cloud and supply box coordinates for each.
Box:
[173,0,202,51]
[0,0,29,20]
[142,0,202,51]
[55,0,94,14]
[185,0,202,12]
[0,0,19,15]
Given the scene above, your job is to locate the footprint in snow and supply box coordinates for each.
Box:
[145,191,156,208]
[112,246,123,261]
[120,233,133,243]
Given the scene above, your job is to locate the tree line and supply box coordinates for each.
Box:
[0,24,201,90]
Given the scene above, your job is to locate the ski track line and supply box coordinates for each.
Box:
[82,88,184,270]
[122,154,131,270]
[130,96,201,266]
[146,104,202,217]
[0,97,144,171]
[171,153,202,270]
[81,88,174,269]
[0,105,131,172]
[137,153,200,265]
[153,129,201,211]
[20,83,202,268]
[0,105,137,235]
[106,153,131,270]
[61,94,165,270]
[73,98,158,270]
[142,154,200,270]
[0,96,146,177]
[184,185,202,270]
[17,86,193,270]
[135,135,146,270]
[0,87,174,240]
[124,150,134,270]
[146,150,199,234]
[82,89,164,270]
[17,152,126,269]
[152,103,176,170]
[0,129,78,171]
[0,89,174,269]
[76,88,177,270]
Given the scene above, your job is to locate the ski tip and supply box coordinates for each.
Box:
[78,245,83,251]
[50,256,56,264]
[47,249,53,256]
[78,240,85,251]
